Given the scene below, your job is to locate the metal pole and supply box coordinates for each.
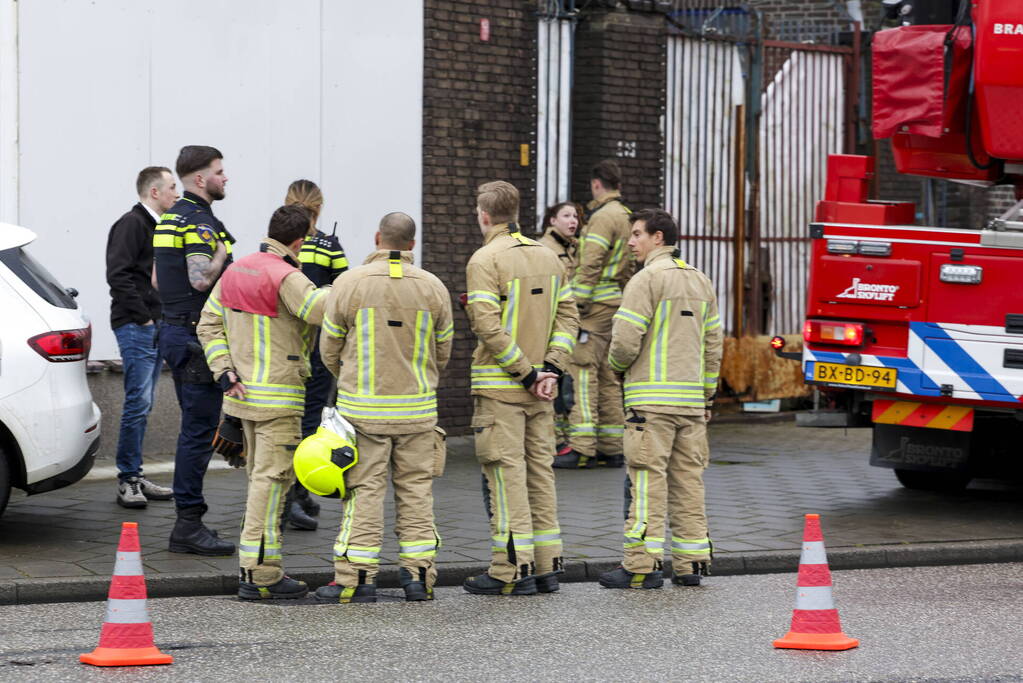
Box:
[557,18,572,202]
[536,17,549,228]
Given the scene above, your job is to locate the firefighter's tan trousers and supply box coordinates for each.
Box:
[239,415,302,586]
[622,410,712,573]
[567,302,624,460]
[472,396,563,582]
[333,429,440,588]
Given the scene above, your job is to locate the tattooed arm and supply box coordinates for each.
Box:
[187,240,228,292]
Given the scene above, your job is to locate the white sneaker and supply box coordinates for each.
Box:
[117,478,148,508]
[138,476,174,501]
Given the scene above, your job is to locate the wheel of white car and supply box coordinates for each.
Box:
[0,450,10,517]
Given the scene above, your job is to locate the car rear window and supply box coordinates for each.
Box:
[0,247,78,309]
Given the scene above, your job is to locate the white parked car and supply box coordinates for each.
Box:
[0,223,101,517]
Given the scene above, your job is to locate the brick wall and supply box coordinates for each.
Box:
[422,0,536,434]
[571,6,666,212]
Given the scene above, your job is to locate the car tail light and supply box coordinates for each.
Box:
[27,326,91,362]
[803,319,864,346]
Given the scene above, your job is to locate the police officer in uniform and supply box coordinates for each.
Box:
[153,145,235,556]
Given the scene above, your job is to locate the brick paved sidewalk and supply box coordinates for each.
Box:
[2,422,1022,603]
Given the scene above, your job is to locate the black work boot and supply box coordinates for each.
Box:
[552,449,595,469]
[598,566,664,589]
[314,581,377,604]
[169,504,236,556]
[286,501,318,531]
[238,575,308,600]
[672,562,710,587]
[596,453,624,468]
[400,567,434,602]
[294,483,320,517]
[534,570,563,594]
[463,573,538,596]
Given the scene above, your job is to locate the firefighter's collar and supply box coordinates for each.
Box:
[260,237,301,267]
[545,227,576,249]
[484,222,529,245]
[587,190,622,212]
[365,249,414,265]
[646,245,678,266]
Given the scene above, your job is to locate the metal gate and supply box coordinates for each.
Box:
[663,6,860,337]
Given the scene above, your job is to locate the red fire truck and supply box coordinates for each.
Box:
[778,0,1023,490]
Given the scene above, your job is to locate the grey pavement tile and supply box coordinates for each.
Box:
[144,559,222,574]
[10,561,86,578]
[0,565,24,579]
[0,581,15,605]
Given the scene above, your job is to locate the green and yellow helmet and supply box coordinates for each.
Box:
[293,426,358,498]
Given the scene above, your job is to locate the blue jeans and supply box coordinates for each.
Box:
[113,322,162,482]
[159,322,223,509]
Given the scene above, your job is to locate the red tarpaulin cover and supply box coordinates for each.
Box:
[872,25,972,140]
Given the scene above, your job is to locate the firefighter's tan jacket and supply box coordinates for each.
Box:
[320,250,453,434]
[608,246,723,415]
[466,223,579,403]
[539,227,578,277]
[197,238,328,421]
[573,191,634,307]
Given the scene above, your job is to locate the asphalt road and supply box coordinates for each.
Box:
[0,563,1021,682]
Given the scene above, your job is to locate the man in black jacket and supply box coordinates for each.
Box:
[106,166,178,508]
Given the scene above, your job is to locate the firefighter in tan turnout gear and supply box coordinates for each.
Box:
[197,205,329,600]
[598,209,722,590]
[556,160,634,470]
[315,212,454,604]
[463,181,579,596]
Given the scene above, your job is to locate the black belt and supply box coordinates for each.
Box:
[162,312,201,327]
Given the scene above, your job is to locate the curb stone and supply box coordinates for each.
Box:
[1,539,1020,605]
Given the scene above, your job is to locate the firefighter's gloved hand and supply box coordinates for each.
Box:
[212,415,245,468]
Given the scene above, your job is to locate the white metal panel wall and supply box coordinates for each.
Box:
[535,16,573,231]
[664,38,744,336]
[758,51,844,335]
[15,0,423,359]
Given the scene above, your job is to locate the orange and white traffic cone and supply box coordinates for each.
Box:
[80,522,173,667]
[773,513,859,651]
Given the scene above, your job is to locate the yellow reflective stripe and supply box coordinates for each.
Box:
[322,314,347,339]
[549,331,575,353]
[584,232,611,250]
[649,300,672,382]
[574,367,594,433]
[546,275,558,347]
[558,284,573,302]
[609,353,629,372]
[614,307,650,331]
[206,293,224,316]
[184,231,208,246]
[203,339,229,363]
[501,279,520,337]
[601,238,626,280]
[152,233,182,248]
[331,255,349,271]
[356,308,375,394]
[494,341,523,367]
[297,288,326,322]
[412,310,430,394]
[700,301,707,383]
[435,322,454,343]
[467,290,500,307]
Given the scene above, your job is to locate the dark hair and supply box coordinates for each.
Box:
[268,205,312,245]
[542,201,576,230]
[630,208,679,246]
[591,159,622,190]
[136,166,171,196]
[176,145,223,178]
